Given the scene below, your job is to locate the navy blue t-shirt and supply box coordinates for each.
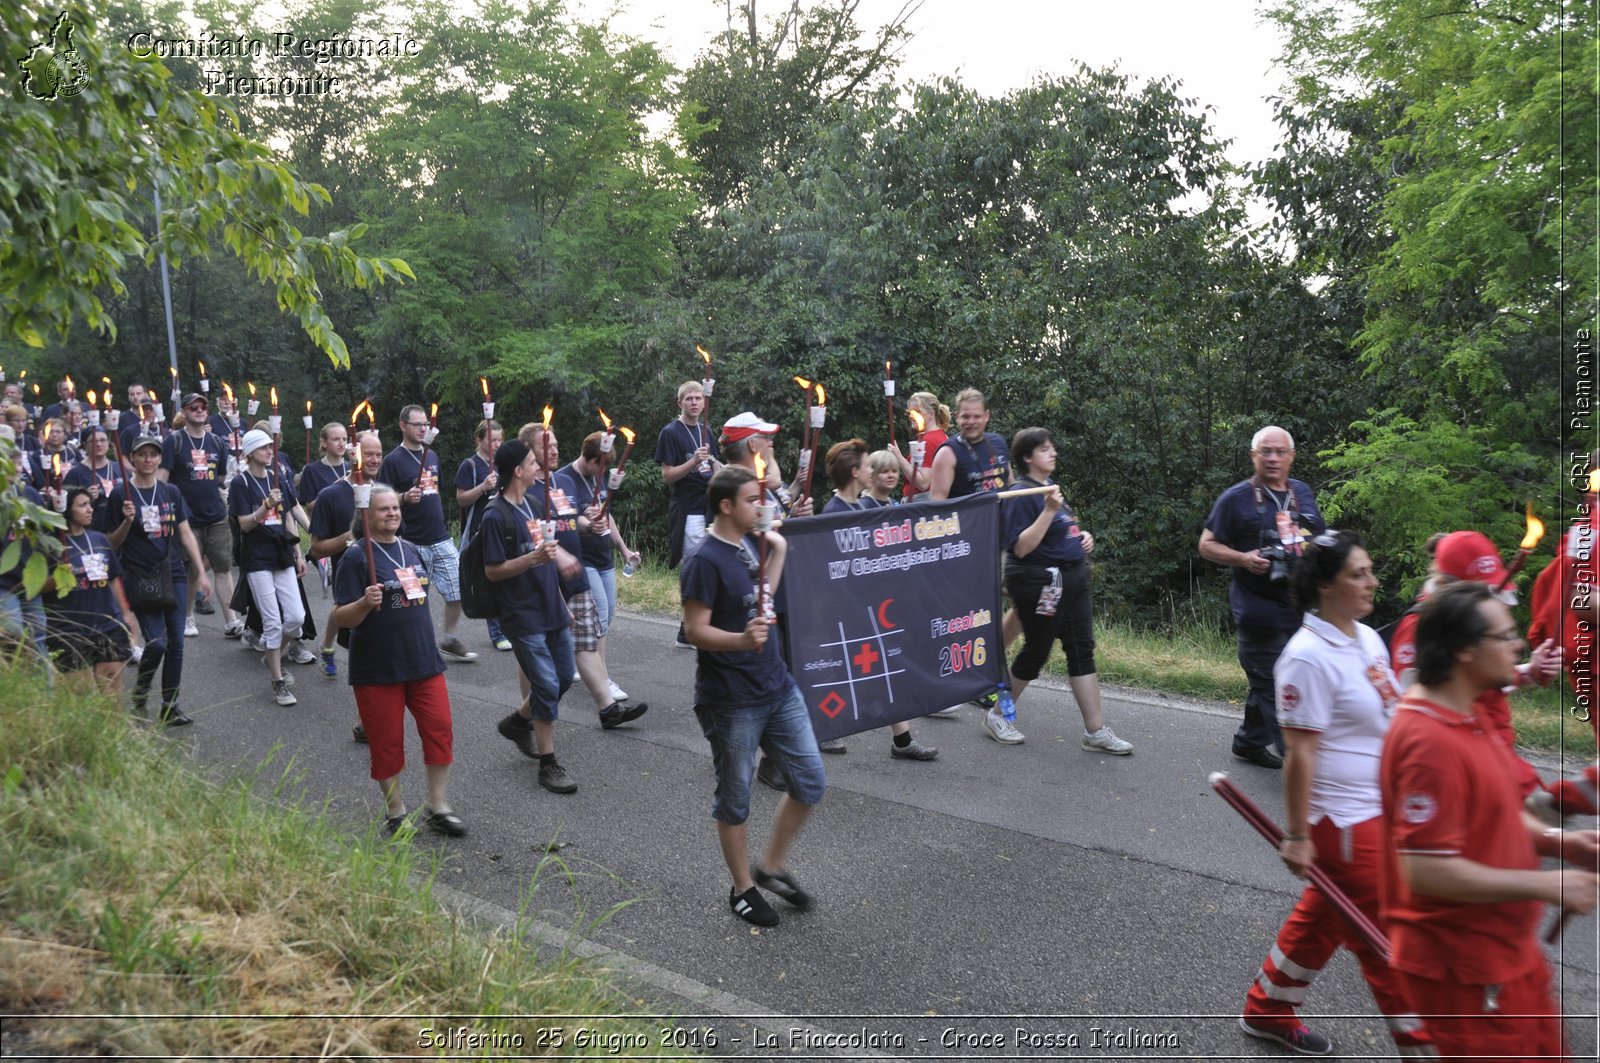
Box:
[480,495,570,636]
[1203,477,1325,631]
[822,494,870,514]
[938,431,1010,498]
[118,418,166,460]
[0,484,45,594]
[228,471,300,573]
[378,445,449,546]
[681,534,793,710]
[558,461,614,571]
[159,428,228,525]
[297,458,349,512]
[454,453,495,542]
[63,459,124,530]
[529,474,589,600]
[206,413,240,446]
[48,530,125,636]
[106,480,190,581]
[333,537,446,686]
[308,480,356,547]
[1003,477,1086,567]
[654,418,720,511]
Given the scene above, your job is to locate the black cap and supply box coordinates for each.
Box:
[494,439,530,484]
[182,392,208,408]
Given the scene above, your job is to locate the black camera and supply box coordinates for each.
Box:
[1259,543,1292,585]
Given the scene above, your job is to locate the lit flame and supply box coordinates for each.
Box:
[541,404,553,430]
[480,377,490,399]
[1520,503,1545,550]
[168,367,176,380]
[100,375,110,386]
[814,383,826,405]
[16,369,25,380]
[40,422,51,445]
[429,402,438,421]
[885,359,891,375]
[754,452,766,480]
[31,383,39,396]
[52,453,61,477]
[696,344,712,367]
[247,382,257,398]
[269,386,279,407]
[598,408,613,430]
[198,360,207,377]
[306,399,313,414]
[86,389,97,407]
[793,375,812,390]
[222,382,234,403]
[909,408,926,433]
[351,399,367,423]
[618,425,636,445]
[64,374,73,390]
[364,401,376,427]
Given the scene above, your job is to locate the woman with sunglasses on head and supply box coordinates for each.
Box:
[1238,530,1432,1057]
[44,486,140,696]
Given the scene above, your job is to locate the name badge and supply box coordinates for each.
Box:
[1275,511,1304,546]
[81,552,109,583]
[395,565,426,601]
[140,505,163,535]
[419,468,438,495]
[525,519,545,549]
[190,448,212,481]
[549,488,576,515]
[263,503,282,527]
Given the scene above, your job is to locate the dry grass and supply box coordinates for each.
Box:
[0,656,693,1059]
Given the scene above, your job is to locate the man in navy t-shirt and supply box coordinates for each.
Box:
[159,393,240,637]
[655,381,722,569]
[682,465,825,927]
[484,436,580,796]
[1198,425,1326,768]
[378,404,477,662]
[455,419,507,651]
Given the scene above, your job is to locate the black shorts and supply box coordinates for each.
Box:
[47,624,132,672]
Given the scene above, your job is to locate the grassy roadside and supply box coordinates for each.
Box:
[618,562,1594,757]
[0,659,692,1059]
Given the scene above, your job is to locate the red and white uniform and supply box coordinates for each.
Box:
[1379,695,1562,1062]
[1243,614,1430,1052]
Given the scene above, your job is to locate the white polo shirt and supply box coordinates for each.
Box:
[1274,612,1399,826]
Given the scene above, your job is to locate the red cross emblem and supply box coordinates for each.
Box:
[852,641,880,675]
[818,691,847,719]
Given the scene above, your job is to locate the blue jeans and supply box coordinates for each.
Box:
[694,685,826,825]
[509,626,575,721]
[584,565,617,637]
[486,616,504,644]
[133,580,187,715]
[0,591,49,662]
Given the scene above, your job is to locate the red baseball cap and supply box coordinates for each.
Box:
[1434,530,1507,585]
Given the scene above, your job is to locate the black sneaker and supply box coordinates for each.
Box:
[818,738,847,754]
[158,707,193,728]
[1233,745,1284,769]
[729,885,779,927]
[1238,1017,1333,1056]
[497,712,537,758]
[420,807,468,837]
[755,755,789,793]
[193,592,215,615]
[970,691,999,710]
[890,737,938,761]
[352,724,368,744]
[598,701,648,729]
[675,625,693,648]
[538,758,578,794]
[753,865,812,910]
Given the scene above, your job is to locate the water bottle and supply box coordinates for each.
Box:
[996,681,1017,722]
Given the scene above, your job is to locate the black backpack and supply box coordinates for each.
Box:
[460,497,517,620]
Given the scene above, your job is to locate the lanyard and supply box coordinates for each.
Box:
[371,539,409,572]
[678,419,704,451]
[1252,476,1298,518]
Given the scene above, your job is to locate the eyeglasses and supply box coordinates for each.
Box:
[1482,627,1522,644]
[1253,447,1293,458]
[404,421,430,428]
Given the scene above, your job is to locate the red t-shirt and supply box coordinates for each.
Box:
[904,427,947,499]
[1379,694,1544,983]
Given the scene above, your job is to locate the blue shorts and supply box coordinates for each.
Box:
[510,627,574,721]
[694,684,826,825]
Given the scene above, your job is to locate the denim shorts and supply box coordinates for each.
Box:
[694,684,826,825]
[584,565,617,636]
[510,626,574,721]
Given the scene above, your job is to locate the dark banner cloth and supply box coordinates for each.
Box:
[781,493,1005,740]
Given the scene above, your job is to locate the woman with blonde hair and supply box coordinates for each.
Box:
[900,392,949,501]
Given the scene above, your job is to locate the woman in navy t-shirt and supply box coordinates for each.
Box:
[45,487,138,693]
[998,427,1132,755]
[333,483,463,837]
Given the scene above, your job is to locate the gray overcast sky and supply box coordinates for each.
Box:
[575,0,1291,168]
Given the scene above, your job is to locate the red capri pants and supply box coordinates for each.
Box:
[353,674,453,780]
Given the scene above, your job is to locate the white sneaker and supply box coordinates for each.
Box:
[272,678,297,706]
[242,630,266,652]
[285,640,317,666]
[183,616,199,637]
[1082,726,1134,755]
[926,705,963,718]
[608,680,628,703]
[983,710,1025,744]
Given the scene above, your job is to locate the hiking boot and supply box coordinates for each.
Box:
[538,758,577,794]
[497,712,537,758]
[891,737,939,761]
[971,691,999,710]
[598,701,648,729]
[157,706,193,728]
[420,807,468,837]
[983,710,1025,744]
[1082,726,1134,755]
[242,629,265,652]
[1238,1017,1333,1056]
[493,637,513,652]
[272,678,297,706]
[729,885,778,927]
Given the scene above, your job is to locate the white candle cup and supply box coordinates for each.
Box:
[53,490,68,512]
[199,379,210,392]
[247,399,260,416]
[352,483,372,508]
[0,370,5,381]
[482,401,495,419]
[302,415,314,430]
[153,403,165,421]
[87,410,101,426]
[883,379,895,396]
[106,410,120,430]
[599,432,614,453]
[608,467,624,490]
[423,426,439,446]
[269,415,282,434]
[227,412,240,428]
[540,519,557,543]
[755,500,778,533]
[909,441,925,466]
[809,406,826,428]
[170,388,181,405]
[702,377,715,397]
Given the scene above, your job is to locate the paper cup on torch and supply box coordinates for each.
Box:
[702,377,715,397]
[883,378,895,396]
[809,405,826,429]
[352,482,372,509]
[269,414,282,434]
[483,401,495,419]
[540,519,557,545]
[247,399,259,416]
[909,440,925,467]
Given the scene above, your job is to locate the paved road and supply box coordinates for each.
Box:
[169,597,1598,1060]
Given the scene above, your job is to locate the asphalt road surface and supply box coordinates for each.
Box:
[166,595,1598,1061]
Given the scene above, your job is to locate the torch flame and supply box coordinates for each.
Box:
[364,401,376,427]
[222,382,234,403]
[618,425,636,444]
[351,399,367,423]
[793,375,812,389]
[101,376,110,386]
[64,374,73,390]
[86,389,96,407]
[1520,504,1545,550]
[429,402,438,420]
[542,404,553,430]
[753,452,766,480]
[17,369,25,380]
[480,377,490,399]
[306,399,313,414]
[814,383,826,404]
[198,360,207,376]
[40,423,51,445]
[247,382,257,398]
[885,359,891,375]
[696,344,712,366]
[52,454,61,477]
[909,408,926,433]
[270,386,279,407]
[168,367,176,380]
[598,408,613,430]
